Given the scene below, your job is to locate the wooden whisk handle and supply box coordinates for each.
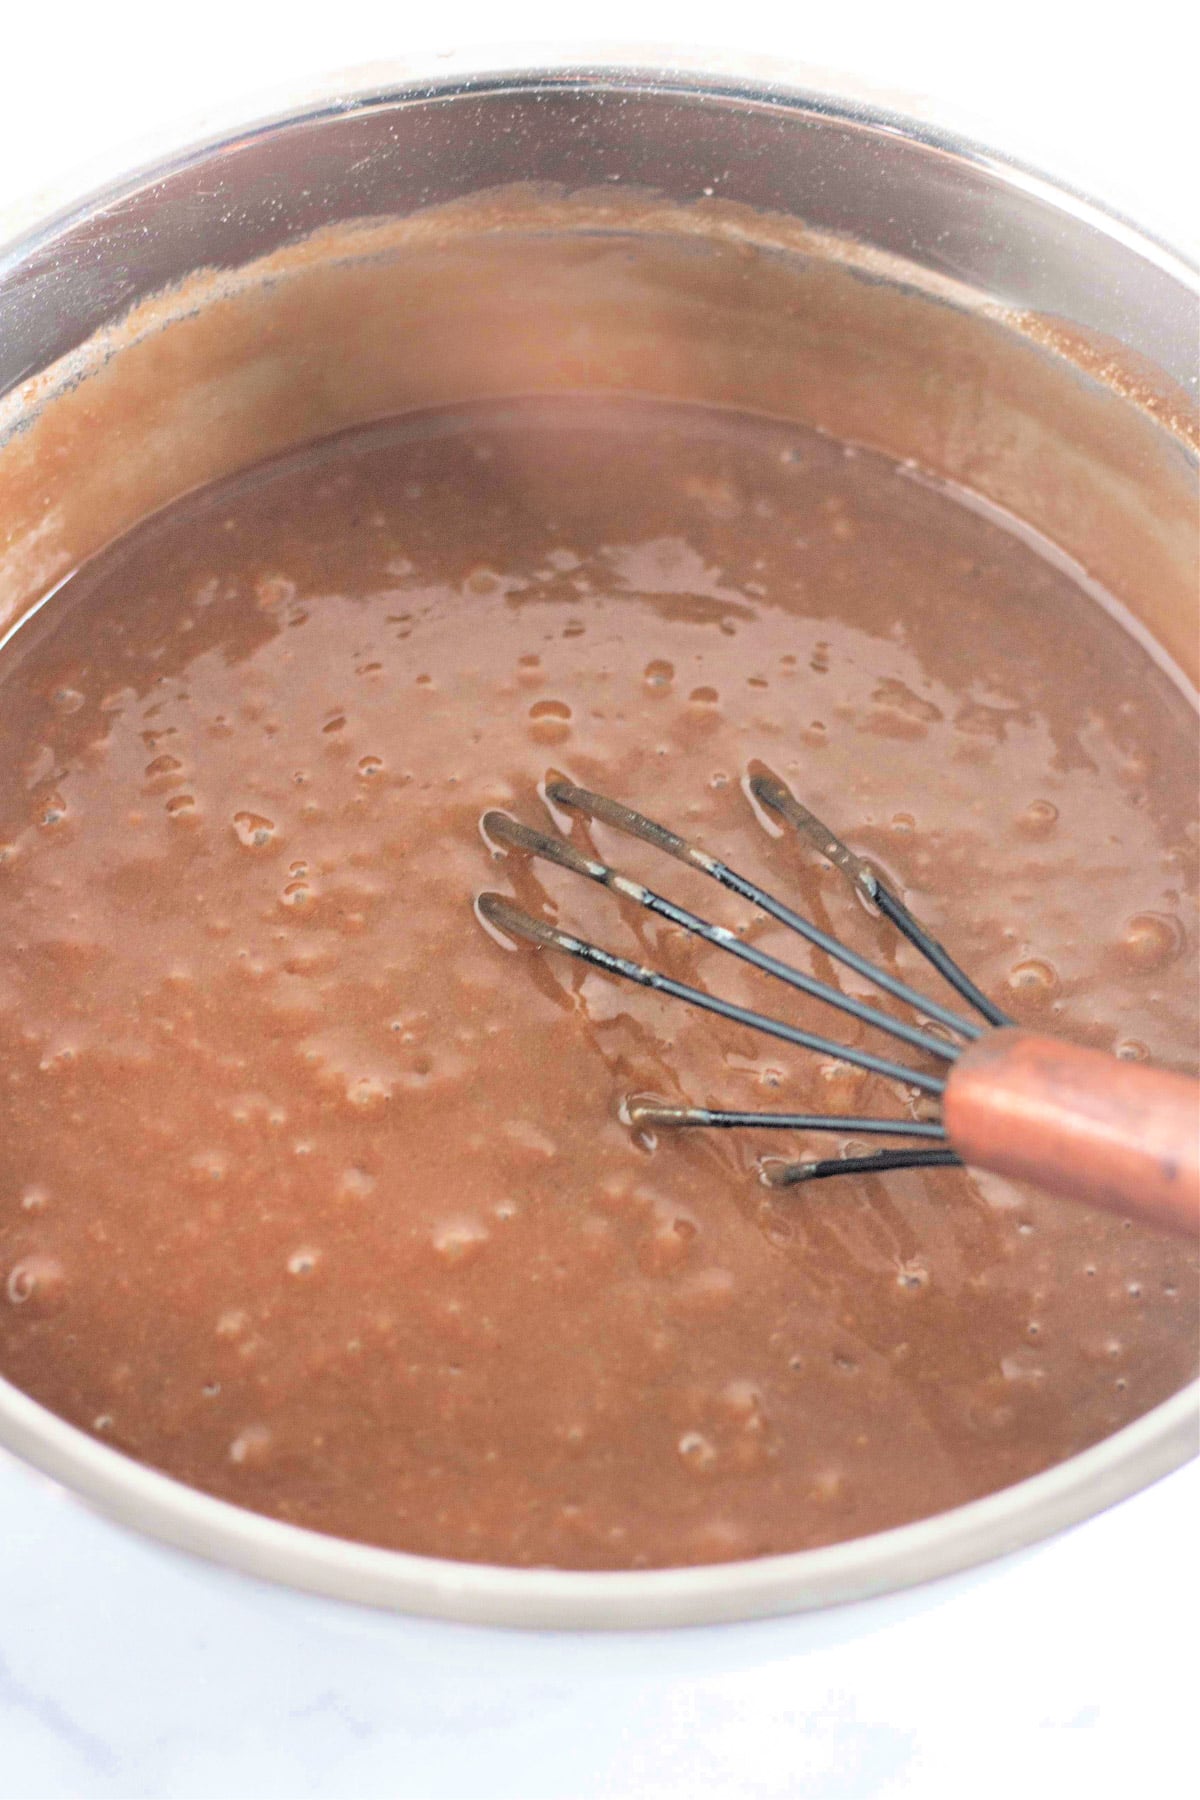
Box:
[943,1029,1199,1233]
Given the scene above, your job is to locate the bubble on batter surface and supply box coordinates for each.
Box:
[810,1468,848,1504]
[682,474,740,518]
[145,753,183,779]
[1006,957,1060,998]
[36,790,69,829]
[431,1218,490,1264]
[337,1166,376,1202]
[5,1254,67,1310]
[232,811,277,849]
[344,1073,391,1109]
[465,566,502,595]
[229,1424,273,1468]
[501,1118,558,1162]
[254,574,296,611]
[528,699,572,745]
[1016,799,1059,835]
[896,1260,930,1293]
[1119,912,1182,970]
[637,1205,699,1276]
[678,1431,718,1472]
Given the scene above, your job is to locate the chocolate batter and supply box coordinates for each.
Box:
[0,396,1195,1568]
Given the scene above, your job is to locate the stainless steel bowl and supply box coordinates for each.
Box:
[0,53,1196,1628]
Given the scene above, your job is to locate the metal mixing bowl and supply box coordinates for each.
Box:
[0,53,1195,1627]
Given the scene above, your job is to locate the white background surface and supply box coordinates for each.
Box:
[1,4,1197,1797]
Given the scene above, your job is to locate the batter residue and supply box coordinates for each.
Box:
[0,398,1195,1567]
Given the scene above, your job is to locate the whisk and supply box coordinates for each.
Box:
[477,772,1199,1236]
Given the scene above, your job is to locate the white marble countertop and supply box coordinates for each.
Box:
[1,5,1196,1795]
[3,1449,1197,1797]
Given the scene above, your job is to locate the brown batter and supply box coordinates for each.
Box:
[0,396,1195,1569]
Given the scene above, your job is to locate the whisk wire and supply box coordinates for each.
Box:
[479,778,1022,1183]
[477,893,947,1095]
[764,1147,963,1187]
[483,811,960,1064]
[748,770,1012,1029]
[627,1102,946,1139]
[546,780,983,1041]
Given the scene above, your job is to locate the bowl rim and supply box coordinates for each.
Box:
[1,45,1197,291]
[2,1370,1196,1629]
[0,49,1196,1630]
